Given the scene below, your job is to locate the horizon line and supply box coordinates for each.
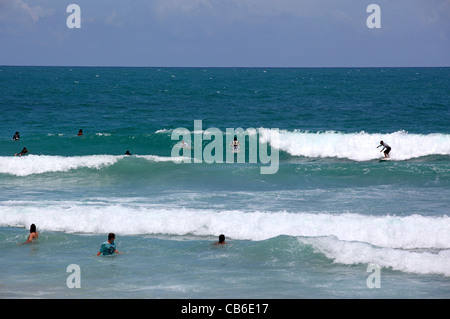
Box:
[2,64,450,69]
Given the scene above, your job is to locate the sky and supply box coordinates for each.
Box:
[0,0,449,67]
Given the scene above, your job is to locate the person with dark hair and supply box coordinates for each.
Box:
[18,224,39,245]
[231,136,240,153]
[215,234,227,245]
[377,140,391,158]
[14,147,28,156]
[78,129,83,136]
[12,132,20,141]
[97,233,121,256]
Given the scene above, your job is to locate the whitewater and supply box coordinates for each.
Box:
[260,129,450,161]
[2,201,449,277]
[1,130,449,177]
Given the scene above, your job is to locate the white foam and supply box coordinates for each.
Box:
[0,155,121,176]
[135,155,190,163]
[0,154,188,176]
[155,129,173,134]
[301,236,450,277]
[259,129,450,161]
[1,202,448,249]
[2,202,448,276]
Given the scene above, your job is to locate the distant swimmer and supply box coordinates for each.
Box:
[377,141,391,158]
[78,129,83,136]
[97,233,121,256]
[231,136,240,153]
[180,140,190,149]
[18,224,39,245]
[214,234,227,245]
[125,150,132,155]
[15,147,28,156]
[12,132,20,141]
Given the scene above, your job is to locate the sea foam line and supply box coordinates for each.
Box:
[300,236,450,277]
[0,154,187,176]
[1,202,448,250]
[2,203,449,277]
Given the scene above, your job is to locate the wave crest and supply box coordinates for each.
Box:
[0,154,186,176]
[260,129,450,161]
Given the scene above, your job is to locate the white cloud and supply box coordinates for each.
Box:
[13,0,46,22]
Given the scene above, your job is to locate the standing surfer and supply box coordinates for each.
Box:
[377,141,391,158]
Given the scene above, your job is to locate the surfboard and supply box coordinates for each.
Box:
[379,157,390,162]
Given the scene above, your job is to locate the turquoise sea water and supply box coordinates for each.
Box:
[0,66,449,298]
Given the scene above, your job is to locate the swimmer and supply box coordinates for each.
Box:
[231,136,240,152]
[15,147,28,156]
[18,224,39,245]
[97,233,121,256]
[214,234,227,245]
[377,140,391,158]
[180,140,190,149]
[12,132,20,141]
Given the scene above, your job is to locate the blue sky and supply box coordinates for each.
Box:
[1,0,449,67]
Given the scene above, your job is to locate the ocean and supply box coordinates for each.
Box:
[0,66,449,299]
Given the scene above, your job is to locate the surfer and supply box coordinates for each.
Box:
[78,129,83,136]
[214,234,227,245]
[15,147,28,156]
[232,136,240,153]
[377,141,391,158]
[125,150,132,155]
[12,132,20,141]
[97,233,121,256]
[18,224,39,245]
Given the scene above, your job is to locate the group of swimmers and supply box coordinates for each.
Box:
[10,130,243,157]
[11,130,392,159]
[18,224,227,255]
[11,129,134,157]
[11,131,28,156]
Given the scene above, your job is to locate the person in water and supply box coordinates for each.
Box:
[97,233,121,256]
[215,234,227,245]
[18,224,39,245]
[232,136,240,152]
[12,132,20,141]
[377,140,391,158]
[78,129,83,136]
[180,140,190,149]
[125,150,132,155]
[15,147,28,156]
